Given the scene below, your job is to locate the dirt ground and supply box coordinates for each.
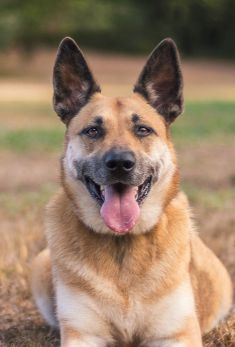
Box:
[0,51,234,346]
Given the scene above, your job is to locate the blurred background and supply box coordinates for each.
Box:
[0,1,234,345]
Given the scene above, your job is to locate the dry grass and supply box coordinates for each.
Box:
[203,308,235,347]
[0,51,234,346]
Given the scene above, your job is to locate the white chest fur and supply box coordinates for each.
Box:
[56,273,196,345]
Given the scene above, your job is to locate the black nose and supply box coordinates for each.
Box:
[104,150,136,173]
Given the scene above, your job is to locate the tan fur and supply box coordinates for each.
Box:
[31,249,57,327]
[32,92,233,346]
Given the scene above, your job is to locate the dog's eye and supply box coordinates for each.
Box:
[135,125,153,137]
[81,126,104,139]
[86,127,98,138]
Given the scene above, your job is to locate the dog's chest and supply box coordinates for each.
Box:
[57,262,195,345]
[101,282,193,342]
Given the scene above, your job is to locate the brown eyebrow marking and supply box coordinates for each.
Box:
[94,116,103,125]
[132,114,140,123]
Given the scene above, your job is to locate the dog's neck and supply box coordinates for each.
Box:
[46,187,192,293]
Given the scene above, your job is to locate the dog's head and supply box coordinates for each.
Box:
[53,37,183,235]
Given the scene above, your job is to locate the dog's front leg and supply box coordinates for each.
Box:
[145,316,203,347]
[146,327,202,346]
[61,326,108,347]
[146,340,202,347]
[57,281,112,347]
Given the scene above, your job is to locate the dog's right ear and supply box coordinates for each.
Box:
[53,37,101,124]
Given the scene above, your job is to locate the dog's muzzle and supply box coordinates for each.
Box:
[74,149,155,234]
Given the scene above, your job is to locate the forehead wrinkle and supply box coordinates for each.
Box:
[115,97,124,110]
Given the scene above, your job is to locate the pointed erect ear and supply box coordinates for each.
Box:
[53,37,101,124]
[134,38,183,123]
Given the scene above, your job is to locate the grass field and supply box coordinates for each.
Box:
[0,50,235,346]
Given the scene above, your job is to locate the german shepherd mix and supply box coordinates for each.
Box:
[31,37,233,346]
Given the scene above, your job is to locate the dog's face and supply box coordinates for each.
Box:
[53,38,183,235]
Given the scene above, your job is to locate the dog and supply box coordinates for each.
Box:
[31,37,233,347]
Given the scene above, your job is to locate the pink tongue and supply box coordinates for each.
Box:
[100,185,140,233]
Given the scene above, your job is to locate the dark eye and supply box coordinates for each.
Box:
[81,126,104,139]
[135,125,153,137]
[86,127,98,138]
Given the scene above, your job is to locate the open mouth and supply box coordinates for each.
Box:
[84,176,152,206]
[84,176,152,233]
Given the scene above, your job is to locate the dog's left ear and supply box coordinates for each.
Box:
[134,38,183,123]
[53,37,101,124]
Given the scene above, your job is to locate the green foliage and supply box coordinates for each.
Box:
[182,183,235,208]
[0,0,234,57]
[172,101,235,142]
[0,128,64,152]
